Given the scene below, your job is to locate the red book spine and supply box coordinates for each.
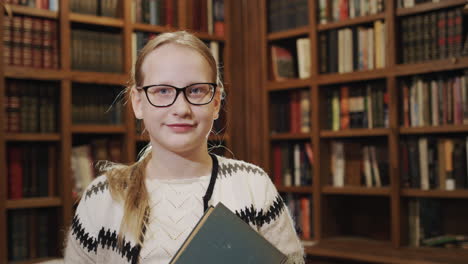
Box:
[165,0,174,27]
[8,147,23,199]
[300,197,311,240]
[340,86,350,129]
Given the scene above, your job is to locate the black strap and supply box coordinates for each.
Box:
[203,154,219,212]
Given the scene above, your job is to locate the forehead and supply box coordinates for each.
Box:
[141,43,212,86]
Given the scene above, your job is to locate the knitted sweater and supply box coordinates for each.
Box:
[64,155,305,264]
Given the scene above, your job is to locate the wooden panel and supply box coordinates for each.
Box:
[70,13,124,28]
[5,66,66,80]
[400,125,468,134]
[277,186,313,193]
[306,238,468,264]
[322,186,391,196]
[395,58,468,77]
[270,133,311,140]
[401,189,468,199]
[396,0,467,17]
[0,9,6,263]
[320,128,390,138]
[71,125,127,134]
[6,197,62,209]
[317,70,388,85]
[70,71,127,85]
[4,133,61,141]
[8,5,58,19]
[132,23,174,33]
[317,13,386,32]
[267,26,309,41]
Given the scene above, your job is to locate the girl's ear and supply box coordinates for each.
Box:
[131,86,144,119]
[213,89,221,120]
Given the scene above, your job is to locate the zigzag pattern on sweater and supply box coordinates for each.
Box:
[84,180,109,200]
[235,194,285,228]
[97,227,141,264]
[218,162,265,178]
[71,215,98,253]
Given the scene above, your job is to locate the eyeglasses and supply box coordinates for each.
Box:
[136,83,217,107]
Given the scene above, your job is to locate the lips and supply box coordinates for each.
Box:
[166,123,196,132]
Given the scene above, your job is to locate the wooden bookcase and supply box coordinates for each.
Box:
[259,0,468,263]
[0,0,232,262]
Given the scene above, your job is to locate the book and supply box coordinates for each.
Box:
[169,202,287,264]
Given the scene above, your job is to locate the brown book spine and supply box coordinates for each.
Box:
[21,16,33,67]
[438,11,447,60]
[3,17,12,66]
[32,18,44,68]
[42,19,53,69]
[12,16,23,66]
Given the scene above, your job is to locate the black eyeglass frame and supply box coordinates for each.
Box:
[136,82,217,107]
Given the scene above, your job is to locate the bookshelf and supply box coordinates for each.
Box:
[0,0,231,262]
[258,0,468,263]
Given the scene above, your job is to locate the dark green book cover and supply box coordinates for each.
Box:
[169,202,287,264]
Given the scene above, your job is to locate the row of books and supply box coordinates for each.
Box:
[282,194,313,240]
[70,0,119,17]
[72,84,123,125]
[398,0,441,9]
[8,209,55,261]
[5,0,59,10]
[272,142,313,187]
[270,38,311,80]
[71,139,122,198]
[71,29,123,73]
[133,0,177,26]
[268,0,308,33]
[401,72,468,128]
[400,7,464,64]
[330,141,389,188]
[401,137,468,190]
[270,89,310,134]
[319,20,386,74]
[4,80,58,133]
[7,144,57,199]
[326,84,388,130]
[188,0,225,36]
[318,0,385,24]
[3,16,59,69]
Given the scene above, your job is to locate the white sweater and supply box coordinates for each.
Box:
[64,155,305,264]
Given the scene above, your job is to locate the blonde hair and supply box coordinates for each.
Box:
[104,31,224,245]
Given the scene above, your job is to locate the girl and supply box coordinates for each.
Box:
[64,31,304,264]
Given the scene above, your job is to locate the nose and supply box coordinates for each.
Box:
[171,91,192,117]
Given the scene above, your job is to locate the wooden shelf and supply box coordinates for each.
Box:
[8,257,63,264]
[267,26,309,41]
[396,0,467,17]
[6,4,58,19]
[306,237,468,264]
[270,133,311,140]
[395,57,468,77]
[193,32,225,42]
[400,125,468,135]
[70,13,124,28]
[320,128,389,138]
[132,23,175,33]
[317,69,387,85]
[267,79,311,91]
[277,186,313,193]
[4,66,65,80]
[4,133,61,142]
[401,189,468,199]
[70,71,127,85]
[6,197,62,209]
[322,186,391,196]
[317,13,385,32]
[71,125,127,134]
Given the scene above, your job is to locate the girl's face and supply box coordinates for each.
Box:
[132,43,220,155]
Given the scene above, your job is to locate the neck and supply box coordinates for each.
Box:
[146,142,212,180]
